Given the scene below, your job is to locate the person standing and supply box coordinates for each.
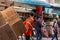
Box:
[57,19,60,34]
[23,14,34,40]
[34,17,43,40]
[51,21,58,40]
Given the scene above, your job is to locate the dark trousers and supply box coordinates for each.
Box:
[25,36,30,40]
[52,30,58,40]
[36,30,42,40]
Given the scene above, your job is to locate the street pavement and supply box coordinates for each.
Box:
[18,33,60,40]
[18,36,60,40]
[33,37,60,40]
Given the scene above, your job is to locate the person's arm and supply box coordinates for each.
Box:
[27,21,33,27]
[27,21,33,30]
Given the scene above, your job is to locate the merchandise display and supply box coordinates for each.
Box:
[0,23,17,40]
[1,6,26,37]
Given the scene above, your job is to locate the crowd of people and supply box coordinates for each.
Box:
[21,13,60,40]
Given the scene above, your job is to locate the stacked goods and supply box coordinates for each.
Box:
[0,0,5,3]
[1,6,20,25]
[11,20,26,36]
[0,0,6,11]
[1,6,26,37]
[0,13,17,40]
[5,0,14,7]
[0,23,17,40]
[0,7,5,11]
[0,13,6,26]
[0,4,6,11]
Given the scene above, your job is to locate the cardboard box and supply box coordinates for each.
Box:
[0,23,17,40]
[0,13,6,26]
[1,6,26,36]
[6,14,20,25]
[5,0,14,7]
[1,6,20,25]
[10,20,26,36]
[14,2,22,7]
[0,0,5,3]
[1,6,19,18]
[0,7,5,11]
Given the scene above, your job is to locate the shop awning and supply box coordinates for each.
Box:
[12,0,51,7]
[50,4,60,8]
